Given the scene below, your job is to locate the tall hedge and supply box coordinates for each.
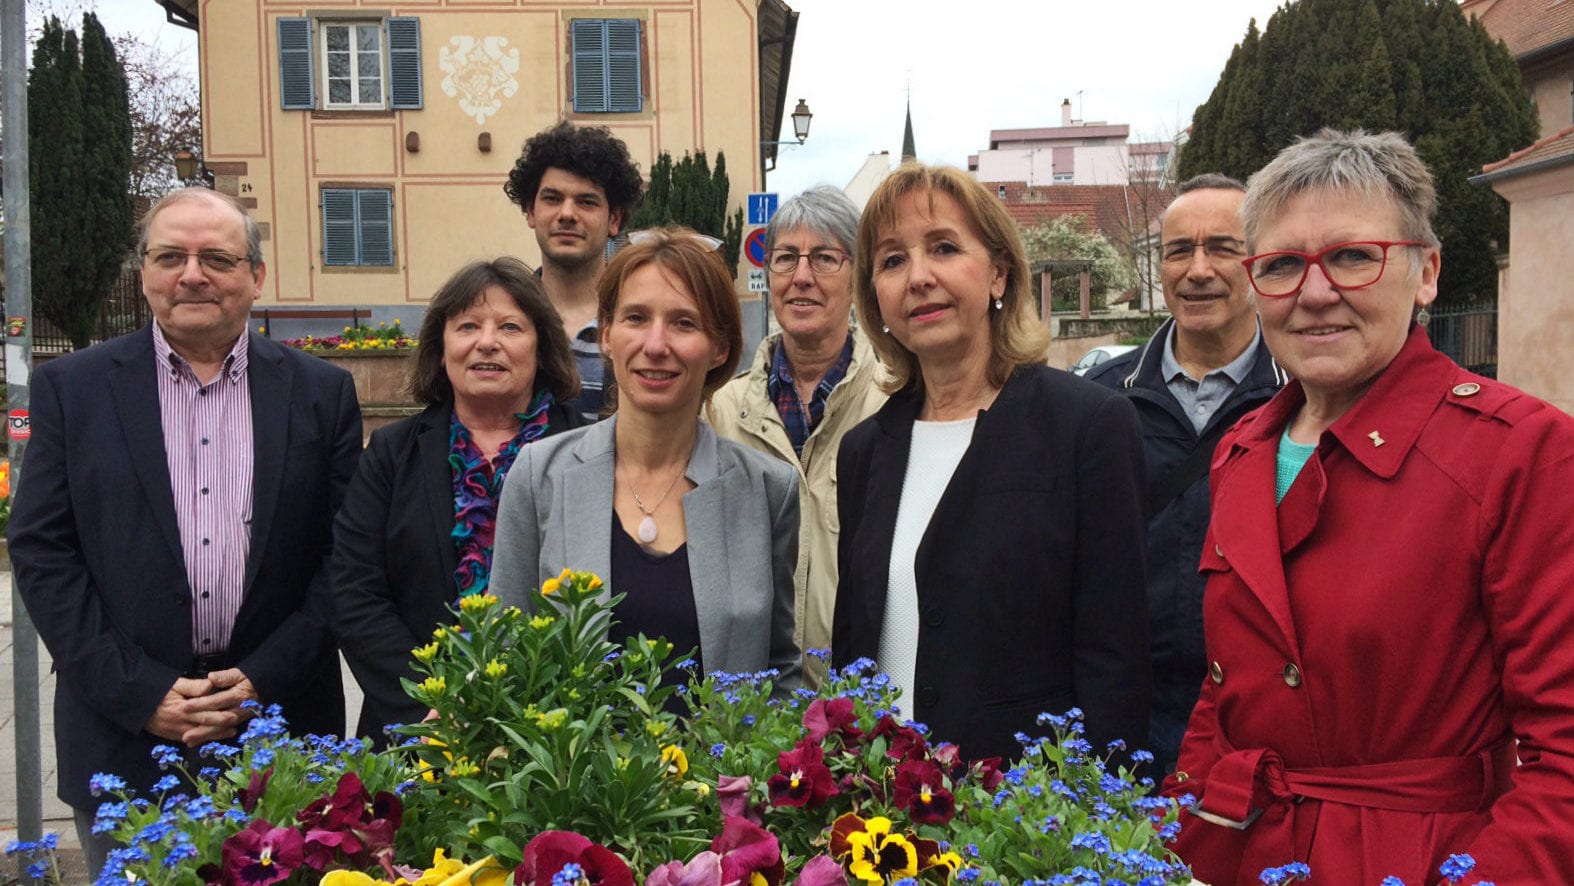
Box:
[1177,0,1538,304]
[628,151,745,279]
[29,13,134,348]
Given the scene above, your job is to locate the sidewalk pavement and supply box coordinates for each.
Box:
[0,574,365,883]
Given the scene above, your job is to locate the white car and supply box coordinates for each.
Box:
[1070,344,1139,376]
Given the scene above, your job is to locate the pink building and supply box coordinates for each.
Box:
[1467,0,1574,414]
[967,99,1172,188]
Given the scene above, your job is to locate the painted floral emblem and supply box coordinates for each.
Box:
[438,36,520,125]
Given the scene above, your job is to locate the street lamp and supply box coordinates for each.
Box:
[173,150,198,180]
[173,149,212,187]
[764,98,813,147]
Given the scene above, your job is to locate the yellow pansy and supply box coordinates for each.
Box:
[320,871,388,886]
[660,745,688,779]
[411,850,467,886]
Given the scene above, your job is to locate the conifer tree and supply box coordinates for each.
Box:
[28,14,134,348]
[80,13,135,347]
[629,151,745,278]
[1177,0,1537,303]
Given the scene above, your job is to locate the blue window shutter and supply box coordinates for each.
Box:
[572,19,608,113]
[278,17,315,110]
[606,20,641,113]
[357,190,395,266]
[322,189,360,266]
[387,18,422,109]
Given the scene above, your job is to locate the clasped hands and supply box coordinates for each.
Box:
[145,668,259,747]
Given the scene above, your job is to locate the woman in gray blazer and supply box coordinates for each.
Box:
[492,229,802,690]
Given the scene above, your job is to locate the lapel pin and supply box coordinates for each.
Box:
[1368,431,1385,448]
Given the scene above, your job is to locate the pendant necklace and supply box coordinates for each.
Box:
[626,465,684,544]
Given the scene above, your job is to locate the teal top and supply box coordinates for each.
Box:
[1276,425,1318,505]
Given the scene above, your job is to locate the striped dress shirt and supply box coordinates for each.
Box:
[152,323,255,659]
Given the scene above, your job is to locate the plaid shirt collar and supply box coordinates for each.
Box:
[766,332,855,457]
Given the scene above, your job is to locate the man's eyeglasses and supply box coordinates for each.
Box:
[1241,240,1425,298]
[143,249,251,275]
[767,248,851,276]
[1161,238,1246,265]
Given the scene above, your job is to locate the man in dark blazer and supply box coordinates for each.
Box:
[9,188,360,876]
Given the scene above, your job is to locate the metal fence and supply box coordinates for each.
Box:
[1427,301,1497,379]
[11,267,148,358]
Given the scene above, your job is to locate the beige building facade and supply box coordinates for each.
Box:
[157,0,797,306]
[1466,0,1574,414]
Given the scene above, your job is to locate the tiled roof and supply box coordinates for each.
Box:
[985,181,1175,243]
[1463,0,1574,58]
[1476,125,1574,180]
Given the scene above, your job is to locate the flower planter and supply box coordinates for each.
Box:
[303,350,422,439]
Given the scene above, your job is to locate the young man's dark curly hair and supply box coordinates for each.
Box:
[503,121,645,218]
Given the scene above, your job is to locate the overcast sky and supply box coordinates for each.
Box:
[66,0,1289,198]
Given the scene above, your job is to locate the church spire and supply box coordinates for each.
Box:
[901,98,917,163]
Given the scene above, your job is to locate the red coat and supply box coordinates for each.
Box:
[1163,328,1574,886]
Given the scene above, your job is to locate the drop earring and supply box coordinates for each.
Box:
[993,298,1003,310]
[1416,306,1432,327]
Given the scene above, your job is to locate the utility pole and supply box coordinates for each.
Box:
[3,0,43,847]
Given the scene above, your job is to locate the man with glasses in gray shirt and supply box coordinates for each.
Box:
[1086,173,1286,776]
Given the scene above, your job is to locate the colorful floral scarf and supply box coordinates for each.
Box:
[450,389,554,597]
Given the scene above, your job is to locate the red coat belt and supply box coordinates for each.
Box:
[1191,735,1515,830]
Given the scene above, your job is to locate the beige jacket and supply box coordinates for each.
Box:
[708,329,887,686]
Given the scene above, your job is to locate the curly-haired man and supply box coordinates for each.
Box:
[505,122,644,421]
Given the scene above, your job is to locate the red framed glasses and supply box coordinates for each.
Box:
[1241,240,1425,298]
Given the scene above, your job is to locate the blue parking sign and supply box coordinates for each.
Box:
[748,193,779,226]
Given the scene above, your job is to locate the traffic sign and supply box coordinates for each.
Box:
[747,193,779,226]
[747,269,769,293]
[745,228,769,268]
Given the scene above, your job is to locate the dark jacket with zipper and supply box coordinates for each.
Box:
[1084,321,1285,748]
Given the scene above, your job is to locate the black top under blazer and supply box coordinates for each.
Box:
[832,363,1152,763]
[331,399,582,739]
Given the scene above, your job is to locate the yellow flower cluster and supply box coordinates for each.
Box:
[412,642,440,664]
[540,568,604,596]
[483,659,507,679]
[458,593,499,614]
[419,676,446,696]
[534,707,569,731]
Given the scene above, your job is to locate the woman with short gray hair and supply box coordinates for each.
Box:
[1163,129,1574,884]
[709,186,887,686]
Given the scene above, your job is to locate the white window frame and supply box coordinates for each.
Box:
[320,20,388,111]
[1051,172,1074,185]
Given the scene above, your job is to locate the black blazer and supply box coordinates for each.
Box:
[9,327,361,809]
[833,364,1151,763]
[331,399,583,739]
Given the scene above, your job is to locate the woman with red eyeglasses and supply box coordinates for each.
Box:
[1162,129,1574,885]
